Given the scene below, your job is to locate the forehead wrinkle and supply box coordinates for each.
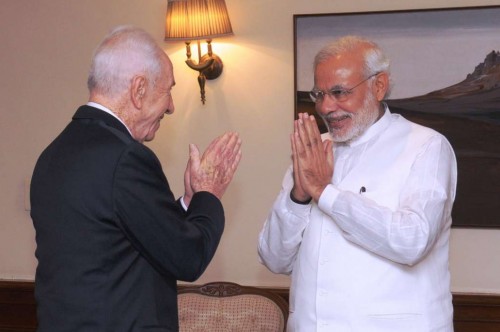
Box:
[315,61,359,88]
[336,68,353,78]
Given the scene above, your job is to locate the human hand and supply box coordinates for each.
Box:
[291,131,311,203]
[291,113,333,202]
[182,158,194,207]
[188,132,242,200]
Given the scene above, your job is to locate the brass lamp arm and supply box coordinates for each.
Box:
[183,40,223,104]
[185,58,214,72]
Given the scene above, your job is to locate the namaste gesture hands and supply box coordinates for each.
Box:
[291,113,333,203]
[183,132,242,206]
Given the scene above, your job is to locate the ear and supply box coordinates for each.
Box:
[130,75,147,109]
[373,72,389,101]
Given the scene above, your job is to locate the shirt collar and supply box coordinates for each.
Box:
[86,102,133,137]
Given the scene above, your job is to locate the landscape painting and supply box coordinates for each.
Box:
[294,6,500,228]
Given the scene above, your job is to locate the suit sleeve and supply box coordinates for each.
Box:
[112,142,224,281]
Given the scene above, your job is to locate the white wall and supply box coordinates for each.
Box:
[0,0,499,293]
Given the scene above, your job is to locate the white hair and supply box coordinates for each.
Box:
[87,26,164,97]
[313,36,392,97]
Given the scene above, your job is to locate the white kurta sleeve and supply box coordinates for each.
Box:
[318,134,457,265]
[258,166,312,274]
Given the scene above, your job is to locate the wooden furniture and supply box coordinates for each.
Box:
[178,281,288,332]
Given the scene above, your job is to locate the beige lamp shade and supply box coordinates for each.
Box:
[165,0,233,41]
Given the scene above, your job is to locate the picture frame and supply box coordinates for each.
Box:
[294,6,500,228]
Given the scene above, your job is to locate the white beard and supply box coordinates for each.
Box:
[323,93,380,143]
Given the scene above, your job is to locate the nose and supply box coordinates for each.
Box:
[316,94,339,116]
[165,97,175,115]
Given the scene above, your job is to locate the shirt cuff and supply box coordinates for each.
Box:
[318,184,341,212]
[180,196,188,211]
[285,191,312,216]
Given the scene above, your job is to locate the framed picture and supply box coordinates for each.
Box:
[294,6,500,228]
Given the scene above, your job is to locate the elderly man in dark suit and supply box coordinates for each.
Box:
[30,25,242,332]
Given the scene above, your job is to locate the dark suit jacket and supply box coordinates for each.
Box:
[30,105,225,332]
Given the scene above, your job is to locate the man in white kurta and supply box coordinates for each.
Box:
[258,36,457,332]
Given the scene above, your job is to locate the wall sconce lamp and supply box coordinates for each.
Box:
[165,0,234,104]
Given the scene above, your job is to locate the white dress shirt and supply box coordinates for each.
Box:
[258,107,457,332]
[86,102,133,136]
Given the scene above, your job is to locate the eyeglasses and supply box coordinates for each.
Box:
[309,72,380,103]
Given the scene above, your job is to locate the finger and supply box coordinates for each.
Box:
[216,133,240,168]
[231,137,242,164]
[201,134,228,167]
[184,156,191,176]
[189,143,201,170]
[300,115,326,168]
[290,132,297,165]
[217,132,239,160]
[290,134,300,192]
[296,116,310,147]
[291,133,300,181]
[293,124,307,158]
[225,132,241,158]
[295,118,314,163]
[302,114,322,150]
[306,113,322,137]
[226,138,242,171]
[292,131,309,193]
[324,140,334,169]
[217,146,242,187]
[218,132,232,148]
[184,157,193,191]
[204,133,226,156]
[231,149,242,173]
[322,139,332,152]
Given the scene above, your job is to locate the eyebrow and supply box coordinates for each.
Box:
[329,84,348,91]
[314,84,347,91]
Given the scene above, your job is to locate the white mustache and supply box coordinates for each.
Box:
[321,111,353,122]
